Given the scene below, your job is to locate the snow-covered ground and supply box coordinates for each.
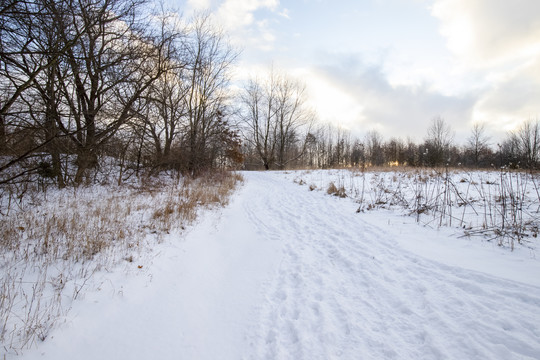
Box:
[12,171,540,359]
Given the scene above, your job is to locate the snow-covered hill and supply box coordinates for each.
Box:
[15,171,540,359]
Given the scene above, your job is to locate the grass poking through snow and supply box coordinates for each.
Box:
[292,168,540,251]
[0,171,243,353]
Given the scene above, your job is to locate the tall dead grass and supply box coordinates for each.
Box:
[0,171,243,353]
[295,168,540,250]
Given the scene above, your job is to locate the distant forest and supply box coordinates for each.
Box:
[242,115,540,171]
[1,0,538,189]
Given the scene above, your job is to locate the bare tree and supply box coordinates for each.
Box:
[241,69,313,170]
[351,140,366,168]
[0,0,96,186]
[1,1,243,185]
[384,137,406,166]
[132,11,189,170]
[240,75,276,170]
[142,70,187,167]
[467,122,491,168]
[0,0,57,132]
[273,75,314,169]
[424,116,454,167]
[0,0,94,154]
[180,13,238,174]
[515,119,540,168]
[365,130,384,166]
[49,0,175,184]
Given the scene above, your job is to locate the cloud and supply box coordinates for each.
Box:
[188,0,282,53]
[305,55,478,142]
[472,57,540,133]
[215,0,279,31]
[190,0,538,144]
[278,8,290,19]
[299,68,367,131]
[187,0,213,11]
[430,0,540,138]
[431,0,540,66]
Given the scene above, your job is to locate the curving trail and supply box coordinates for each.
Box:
[19,171,540,360]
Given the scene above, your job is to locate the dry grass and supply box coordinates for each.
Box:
[308,168,540,250]
[0,171,243,353]
[327,182,347,198]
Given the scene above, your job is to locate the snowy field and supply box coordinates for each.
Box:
[287,168,540,251]
[4,170,540,359]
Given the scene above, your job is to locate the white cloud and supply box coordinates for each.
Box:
[431,0,540,67]
[297,68,367,131]
[288,58,477,142]
[185,0,539,144]
[472,57,540,134]
[189,0,281,53]
[187,0,212,11]
[215,0,279,31]
[430,0,540,137]
[278,8,290,19]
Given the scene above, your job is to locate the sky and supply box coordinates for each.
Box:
[171,0,540,144]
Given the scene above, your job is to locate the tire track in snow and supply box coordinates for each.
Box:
[242,172,540,360]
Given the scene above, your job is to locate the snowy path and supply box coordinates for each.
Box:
[20,171,540,359]
[243,172,540,359]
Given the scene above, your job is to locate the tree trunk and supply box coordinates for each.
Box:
[0,115,6,154]
[45,64,65,188]
[74,149,97,185]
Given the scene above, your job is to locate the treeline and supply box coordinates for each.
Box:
[237,71,540,171]
[2,0,539,190]
[242,113,540,171]
[0,0,242,187]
